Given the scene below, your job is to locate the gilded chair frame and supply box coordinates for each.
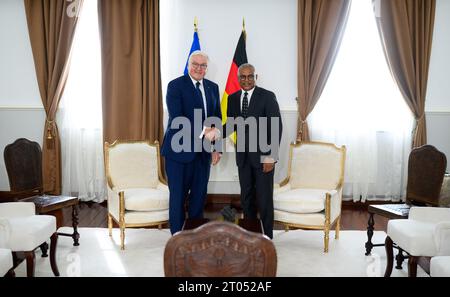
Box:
[275,141,346,252]
[104,139,168,250]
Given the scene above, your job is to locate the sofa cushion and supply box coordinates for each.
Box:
[388,219,436,256]
[7,215,56,251]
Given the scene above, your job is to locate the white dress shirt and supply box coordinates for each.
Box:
[240,87,255,113]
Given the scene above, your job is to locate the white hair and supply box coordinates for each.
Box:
[188,50,209,64]
[237,63,255,75]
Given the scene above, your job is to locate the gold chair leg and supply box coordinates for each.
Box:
[324,228,330,253]
[285,224,289,232]
[120,225,125,250]
[108,214,113,237]
[158,224,162,230]
[335,216,341,240]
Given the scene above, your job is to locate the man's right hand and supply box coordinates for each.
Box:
[205,127,220,141]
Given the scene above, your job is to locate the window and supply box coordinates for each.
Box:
[309,0,413,202]
[57,0,106,202]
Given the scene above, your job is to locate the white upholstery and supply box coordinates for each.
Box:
[273,142,346,252]
[0,203,56,252]
[388,207,450,257]
[430,256,450,277]
[387,219,437,256]
[7,215,56,251]
[107,142,159,189]
[0,218,13,276]
[289,144,342,190]
[0,248,13,277]
[123,186,169,211]
[105,141,169,249]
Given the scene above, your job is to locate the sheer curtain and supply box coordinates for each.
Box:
[57,0,106,202]
[308,0,414,202]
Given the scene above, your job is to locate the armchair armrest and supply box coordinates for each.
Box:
[0,202,36,218]
[434,222,450,255]
[329,187,342,223]
[0,218,11,248]
[107,186,123,220]
[409,207,450,223]
[274,183,292,195]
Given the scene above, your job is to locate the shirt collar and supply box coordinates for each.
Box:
[189,74,203,87]
[242,87,255,98]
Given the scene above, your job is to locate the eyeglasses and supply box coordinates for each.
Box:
[191,62,208,70]
[239,74,255,81]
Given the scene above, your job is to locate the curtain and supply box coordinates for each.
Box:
[309,0,413,202]
[24,0,83,194]
[57,0,106,203]
[373,0,436,148]
[98,0,164,144]
[297,0,352,141]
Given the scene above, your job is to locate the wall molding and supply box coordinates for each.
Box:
[426,111,450,115]
[0,106,43,111]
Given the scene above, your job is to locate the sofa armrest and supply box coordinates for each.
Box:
[0,218,11,248]
[0,202,36,218]
[434,222,450,255]
[409,207,450,224]
[274,183,292,195]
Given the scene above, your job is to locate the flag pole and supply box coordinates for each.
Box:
[194,16,198,32]
[242,18,246,38]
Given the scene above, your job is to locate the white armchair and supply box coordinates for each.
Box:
[0,217,13,277]
[0,202,59,277]
[273,141,346,252]
[385,207,450,277]
[104,140,169,250]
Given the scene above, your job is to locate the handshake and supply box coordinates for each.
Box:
[203,126,221,142]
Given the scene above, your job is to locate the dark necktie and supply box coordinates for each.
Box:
[196,81,205,117]
[242,91,249,118]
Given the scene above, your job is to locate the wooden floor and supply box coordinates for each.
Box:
[62,201,389,231]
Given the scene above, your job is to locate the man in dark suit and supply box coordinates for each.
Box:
[214,63,283,239]
[161,51,222,234]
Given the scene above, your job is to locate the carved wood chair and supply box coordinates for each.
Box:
[164,221,277,277]
[1,138,43,202]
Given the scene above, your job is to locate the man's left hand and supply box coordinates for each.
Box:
[212,152,221,165]
[262,157,275,173]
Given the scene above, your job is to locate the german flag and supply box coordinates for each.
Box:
[221,29,248,142]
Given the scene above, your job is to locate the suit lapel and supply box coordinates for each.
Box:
[246,86,258,117]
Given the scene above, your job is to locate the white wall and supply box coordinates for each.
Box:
[0,0,43,190]
[0,0,41,107]
[426,0,450,171]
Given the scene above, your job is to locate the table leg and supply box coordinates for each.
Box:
[395,247,406,269]
[365,213,375,255]
[39,242,48,257]
[72,204,80,246]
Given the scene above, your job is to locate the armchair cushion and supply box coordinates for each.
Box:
[124,187,169,211]
[7,215,56,251]
[124,209,169,225]
[274,210,325,226]
[0,248,13,276]
[274,188,330,213]
[430,256,450,277]
[387,219,437,256]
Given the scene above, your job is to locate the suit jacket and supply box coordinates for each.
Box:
[161,75,222,163]
[224,86,283,167]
